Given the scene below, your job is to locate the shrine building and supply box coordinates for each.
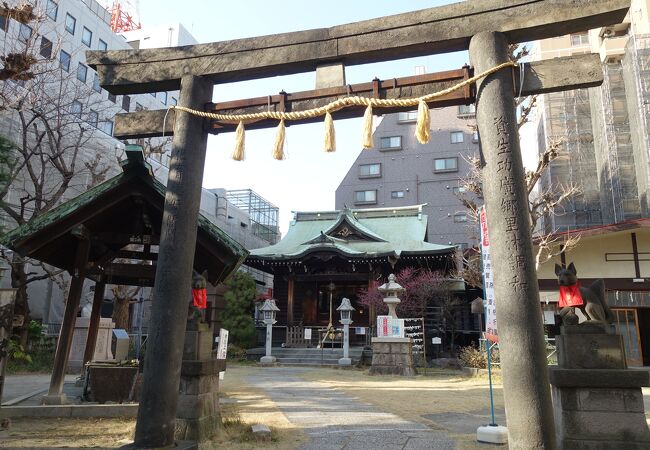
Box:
[245,205,459,339]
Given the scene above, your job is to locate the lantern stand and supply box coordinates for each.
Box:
[260,299,280,365]
[337,298,355,366]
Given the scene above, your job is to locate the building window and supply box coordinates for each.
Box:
[451,131,464,143]
[46,0,58,20]
[40,37,53,58]
[355,190,377,204]
[88,110,98,128]
[108,92,116,103]
[391,191,405,199]
[570,32,589,46]
[71,100,82,118]
[76,63,87,82]
[101,120,113,136]
[98,39,107,51]
[82,27,92,47]
[359,163,381,178]
[59,50,71,72]
[92,73,101,92]
[160,92,167,105]
[122,95,131,112]
[398,111,417,122]
[434,157,458,173]
[18,23,32,43]
[453,213,468,223]
[380,136,401,150]
[65,13,76,35]
[458,104,475,116]
[170,97,177,106]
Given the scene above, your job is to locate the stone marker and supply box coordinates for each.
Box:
[251,423,272,440]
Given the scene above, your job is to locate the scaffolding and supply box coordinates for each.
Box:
[623,33,650,217]
[226,189,280,244]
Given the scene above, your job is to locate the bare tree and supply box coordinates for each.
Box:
[454,45,581,285]
[0,5,121,344]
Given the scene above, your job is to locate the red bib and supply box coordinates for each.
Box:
[192,288,207,309]
[559,284,583,307]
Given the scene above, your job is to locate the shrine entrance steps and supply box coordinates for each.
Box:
[248,347,365,366]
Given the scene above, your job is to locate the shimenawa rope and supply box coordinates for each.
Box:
[163,61,516,161]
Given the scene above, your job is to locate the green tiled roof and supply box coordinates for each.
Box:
[1,149,247,264]
[249,205,453,261]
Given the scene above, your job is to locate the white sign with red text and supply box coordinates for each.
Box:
[480,207,498,343]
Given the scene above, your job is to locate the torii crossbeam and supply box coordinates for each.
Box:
[87,1,630,448]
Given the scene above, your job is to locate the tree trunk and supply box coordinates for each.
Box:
[112,297,131,331]
[10,254,30,347]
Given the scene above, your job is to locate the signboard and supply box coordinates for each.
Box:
[217,328,229,360]
[480,207,498,342]
[432,337,442,344]
[377,316,404,338]
[377,315,391,337]
[304,328,312,340]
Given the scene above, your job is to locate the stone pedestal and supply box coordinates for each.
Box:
[69,317,115,372]
[549,324,650,449]
[175,324,224,443]
[369,337,415,376]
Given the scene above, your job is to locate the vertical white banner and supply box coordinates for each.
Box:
[480,207,498,342]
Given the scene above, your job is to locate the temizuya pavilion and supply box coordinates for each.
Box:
[245,205,456,335]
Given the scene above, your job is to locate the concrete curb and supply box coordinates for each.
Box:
[0,403,139,418]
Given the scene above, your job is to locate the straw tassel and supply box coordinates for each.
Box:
[415,99,430,144]
[232,121,245,161]
[272,119,286,160]
[362,104,373,149]
[323,111,336,152]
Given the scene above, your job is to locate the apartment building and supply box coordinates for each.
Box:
[335,105,479,249]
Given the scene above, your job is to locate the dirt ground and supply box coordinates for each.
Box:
[0,365,307,449]
[1,365,647,449]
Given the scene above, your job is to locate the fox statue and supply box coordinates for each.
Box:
[555,262,614,325]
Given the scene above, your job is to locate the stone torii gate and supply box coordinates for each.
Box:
[87,1,630,448]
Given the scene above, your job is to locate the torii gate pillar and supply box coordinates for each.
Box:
[134,75,213,447]
[470,32,556,449]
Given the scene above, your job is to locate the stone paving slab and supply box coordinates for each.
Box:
[246,367,456,450]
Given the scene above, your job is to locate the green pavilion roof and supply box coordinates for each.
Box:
[247,205,454,266]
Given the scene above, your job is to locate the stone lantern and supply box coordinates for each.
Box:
[337,297,355,366]
[378,273,405,318]
[260,299,280,364]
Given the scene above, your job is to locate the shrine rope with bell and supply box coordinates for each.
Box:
[163,60,517,161]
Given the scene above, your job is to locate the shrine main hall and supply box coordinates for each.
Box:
[245,205,458,331]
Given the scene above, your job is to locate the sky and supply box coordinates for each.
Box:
[137,0,472,235]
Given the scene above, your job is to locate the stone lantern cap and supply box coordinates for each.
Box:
[337,297,355,312]
[378,274,405,297]
[260,299,280,312]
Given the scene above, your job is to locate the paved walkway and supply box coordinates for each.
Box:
[1,374,77,406]
[246,367,455,450]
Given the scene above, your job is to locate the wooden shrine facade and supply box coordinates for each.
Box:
[246,205,456,331]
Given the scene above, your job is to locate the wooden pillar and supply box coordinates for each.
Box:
[287,276,294,325]
[43,233,90,404]
[134,74,213,448]
[469,31,556,449]
[82,280,106,368]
